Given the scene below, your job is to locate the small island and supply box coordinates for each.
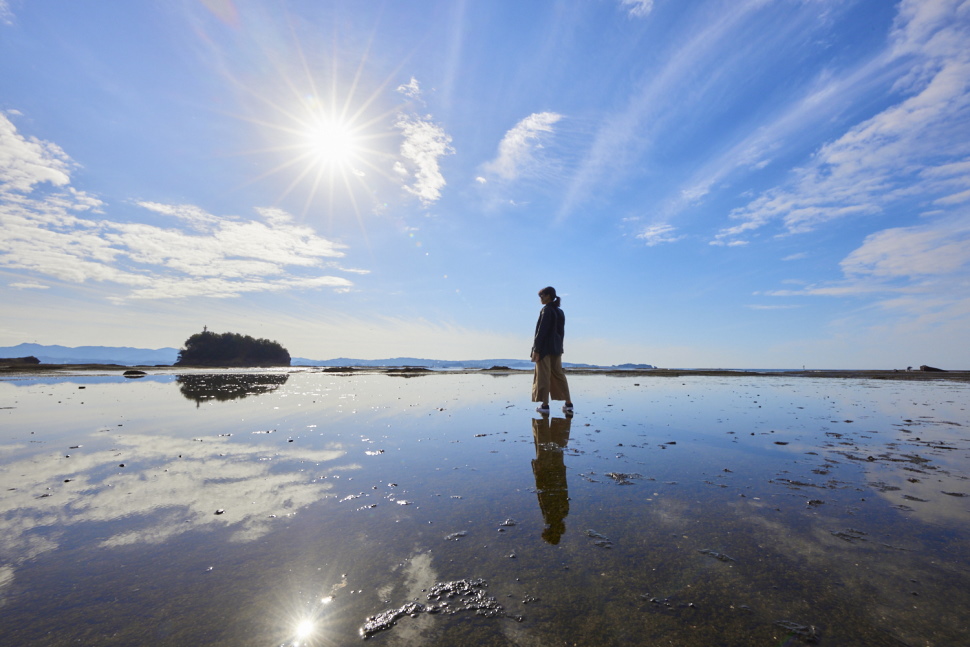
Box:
[175,330,291,367]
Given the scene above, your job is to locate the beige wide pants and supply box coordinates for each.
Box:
[532,354,571,403]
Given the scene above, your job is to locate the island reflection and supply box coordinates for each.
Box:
[531,413,572,544]
[176,373,289,405]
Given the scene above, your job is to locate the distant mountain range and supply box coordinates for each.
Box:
[0,343,180,366]
[0,343,654,370]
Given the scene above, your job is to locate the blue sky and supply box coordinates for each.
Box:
[1,0,969,368]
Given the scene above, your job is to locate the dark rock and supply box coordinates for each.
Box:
[0,356,40,364]
[698,549,735,562]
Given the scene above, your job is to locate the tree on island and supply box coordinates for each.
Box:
[175,330,291,367]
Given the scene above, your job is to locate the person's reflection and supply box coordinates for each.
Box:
[531,412,572,544]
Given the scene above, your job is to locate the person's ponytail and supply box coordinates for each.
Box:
[540,286,561,308]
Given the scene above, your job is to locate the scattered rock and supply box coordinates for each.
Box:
[775,620,819,643]
[585,529,613,548]
[605,472,642,485]
[830,528,867,543]
[360,578,513,638]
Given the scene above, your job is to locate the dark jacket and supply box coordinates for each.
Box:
[532,304,565,359]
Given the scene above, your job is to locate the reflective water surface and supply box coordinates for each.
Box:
[1,371,968,645]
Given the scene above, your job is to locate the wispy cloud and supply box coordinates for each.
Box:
[0,112,74,194]
[481,111,563,181]
[8,281,49,290]
[620,0,654,19]
[0,113,362,300]
[709,239,748,247]
[636,223,683,246]
[840,216,970,280]
[396,76,422,99]
[559,0,776,220]
[392,77,454,206]
[0,0,13,26]
[746,304,803,310]
[394,114,454,206]
[766,214,970,329]
[716,0,970,243]
[666,54,894,223]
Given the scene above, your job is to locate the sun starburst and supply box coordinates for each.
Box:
[304,116,361,168]
[230,50,403,226]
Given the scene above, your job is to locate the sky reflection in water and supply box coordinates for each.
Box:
[0,372,968,645]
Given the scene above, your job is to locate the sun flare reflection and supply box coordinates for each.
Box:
[295,618,316,640]
[275,583,345,646]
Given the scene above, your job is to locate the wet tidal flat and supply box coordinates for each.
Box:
[1,371,968,646]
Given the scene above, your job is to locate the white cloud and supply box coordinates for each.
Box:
[765,214,970,332]
[137,201,223,228]
[716,1,970,244]
[636,223,683,246]
[0,1,12,26]
[8,281,49,290]
[0,431,349,566]
[0,114,362,300]
[396,77,422,99]
[935,187,970,205]
[620,0,654,19]
[782,252,808,261]
[840,216,970,279]
[709,239,748,247]
[0,112,74,194]
[395,113,454,205]
[482,112,562,181]
[559,0,780,220]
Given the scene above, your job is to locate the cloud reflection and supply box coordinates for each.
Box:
[0,429,350,600]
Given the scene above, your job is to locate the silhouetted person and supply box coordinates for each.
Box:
[532,413,572,544]
[531,286,574,413]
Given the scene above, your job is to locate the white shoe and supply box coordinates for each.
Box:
[536,404,550,413]
[562,403,574,412]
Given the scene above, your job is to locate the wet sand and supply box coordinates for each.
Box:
[0,370,968,645]
[4,363,970,382]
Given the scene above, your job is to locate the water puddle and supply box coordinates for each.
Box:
[0,372,968,645]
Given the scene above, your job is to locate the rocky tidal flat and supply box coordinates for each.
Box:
[0,370,968,645]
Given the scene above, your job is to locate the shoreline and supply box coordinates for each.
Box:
[2,363,969,382]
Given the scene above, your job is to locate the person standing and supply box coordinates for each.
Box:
[531,286,574,413]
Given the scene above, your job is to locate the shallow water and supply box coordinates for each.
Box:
[1,371,968,645]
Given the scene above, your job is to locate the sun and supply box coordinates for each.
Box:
[229,44,402,220]
[244,100,382,217]
[303,115,362,168]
